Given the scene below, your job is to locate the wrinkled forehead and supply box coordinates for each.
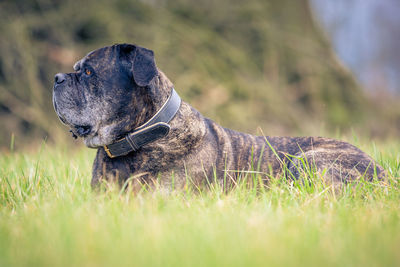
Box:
[73,46,115,71]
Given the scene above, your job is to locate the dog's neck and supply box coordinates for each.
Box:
[124,70,172,132]
[104,71,207,159]
[138,73,207,155]
[148,70,207,145]
[150,70,174,106]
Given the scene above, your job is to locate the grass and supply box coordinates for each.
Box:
[0,139,399,267]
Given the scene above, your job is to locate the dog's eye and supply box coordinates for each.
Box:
[85,69,92,76]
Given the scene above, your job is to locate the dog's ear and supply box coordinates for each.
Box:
[119,44,157,87]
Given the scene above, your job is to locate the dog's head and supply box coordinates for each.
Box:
[53,44,162,147]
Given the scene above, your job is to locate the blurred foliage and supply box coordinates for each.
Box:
[0,0,398,149]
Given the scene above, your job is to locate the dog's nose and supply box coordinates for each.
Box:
[54,73,66,84]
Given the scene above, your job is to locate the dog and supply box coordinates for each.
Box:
[53,44,386,189]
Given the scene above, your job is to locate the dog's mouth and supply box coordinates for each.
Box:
[53,99,67,125]
[70,125,93,139]
[53,91,96,141]
[53,96,73,128]
[57,114,67,124]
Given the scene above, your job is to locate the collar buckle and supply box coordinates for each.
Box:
[103,145,115,158]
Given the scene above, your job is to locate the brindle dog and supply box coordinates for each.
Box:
[53,44,385,189]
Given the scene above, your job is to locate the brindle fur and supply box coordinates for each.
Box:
[52,44,386,190]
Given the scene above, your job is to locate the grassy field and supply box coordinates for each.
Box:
[0,139,399,267]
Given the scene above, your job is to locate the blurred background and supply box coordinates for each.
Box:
[0,0,399,151]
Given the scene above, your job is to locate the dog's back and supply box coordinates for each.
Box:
[202,118,386,184]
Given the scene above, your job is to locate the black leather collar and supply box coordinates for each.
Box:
[103,89,181,158]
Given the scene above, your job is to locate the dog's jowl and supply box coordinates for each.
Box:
[52,44,386,189]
